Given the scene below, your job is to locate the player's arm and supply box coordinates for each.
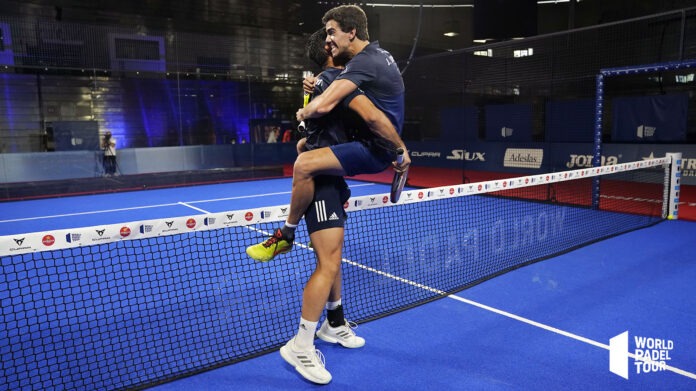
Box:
[297,78,358,121]
[347,95,410,173]
[296,137,308,154]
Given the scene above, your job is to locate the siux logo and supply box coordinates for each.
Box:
[446,150,486,161]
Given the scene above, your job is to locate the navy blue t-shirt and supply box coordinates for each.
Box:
[305,67,365,150]
[337,41,405,139]
[305,68,348,150]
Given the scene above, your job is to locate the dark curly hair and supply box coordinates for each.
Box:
[322,5,369,41]
[305,27,329,69]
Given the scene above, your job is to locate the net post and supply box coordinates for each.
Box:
[665,152,682,220]
[591,72,605,209]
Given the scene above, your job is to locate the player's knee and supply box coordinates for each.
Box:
[293,153,316,179]
[316,258,341,278]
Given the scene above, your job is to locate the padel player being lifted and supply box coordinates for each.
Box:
[246,4,410,263]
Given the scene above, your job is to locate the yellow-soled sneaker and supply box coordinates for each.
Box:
[246,228,293,262]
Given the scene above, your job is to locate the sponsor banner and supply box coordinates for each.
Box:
[0,215,206,257]
[504,148,544,169]
[405,141,696,184]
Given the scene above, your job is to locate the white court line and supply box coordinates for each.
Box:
[336,251,696,380]
[0,203,182,223]
[0,182,379,224]
[178,202,211,214]
[185,183,376,204]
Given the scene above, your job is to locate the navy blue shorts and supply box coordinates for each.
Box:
[305,175,351,234]
[330,141,393,177]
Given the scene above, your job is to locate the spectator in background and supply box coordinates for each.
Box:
[102,131,117,176]
[282,128,294,143]
[267,127,280,143]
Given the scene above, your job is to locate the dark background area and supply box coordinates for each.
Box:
[4,0,696,61]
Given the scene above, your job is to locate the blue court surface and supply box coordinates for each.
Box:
[0,178,383,236]
[1,178,694,390]
[149,222,696,391]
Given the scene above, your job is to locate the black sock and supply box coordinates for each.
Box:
[327,305,345,328]
[280,225,296,239]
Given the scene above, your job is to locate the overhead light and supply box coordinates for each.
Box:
[473,39,492,43]
[443,20,460,37]
[537,0,581,4]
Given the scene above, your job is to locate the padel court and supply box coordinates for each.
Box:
[1,170,695,390]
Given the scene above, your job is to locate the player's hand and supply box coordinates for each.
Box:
[296,138,307,154]
[303,76,316,94]
[296,108,305,122]
[393,149,411,173]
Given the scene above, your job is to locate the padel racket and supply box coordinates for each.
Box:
[390,148,408,203]
[298,71,313,132]
[298,91,310,132]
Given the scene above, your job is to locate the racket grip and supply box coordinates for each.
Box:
[395,147,405,164]
[298,120,306,132]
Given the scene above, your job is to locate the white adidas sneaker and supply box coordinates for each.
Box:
[316,319,366,348]
[279,338,332,384]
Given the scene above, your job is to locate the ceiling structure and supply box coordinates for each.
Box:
[3,0,696,60]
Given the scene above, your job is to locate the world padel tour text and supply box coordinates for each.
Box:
[633,336,673,374]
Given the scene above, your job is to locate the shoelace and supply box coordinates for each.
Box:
[262,236,279,247]
[262,230,284,248]
[313,349,326,367]
[342,319,359,336]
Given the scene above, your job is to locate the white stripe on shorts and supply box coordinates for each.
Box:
[315,200,327,223]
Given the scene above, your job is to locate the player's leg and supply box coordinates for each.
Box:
[280,226,343,385]
[246,147,344,262]
[285,147,346,229]
[280,177,344,384]
[280,176,354,384]
[314,179,364,348]
[246,142,389,263]
[316,263,365,348]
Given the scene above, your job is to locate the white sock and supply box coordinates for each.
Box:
[294,317,318,351]
[326,299,342,311]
